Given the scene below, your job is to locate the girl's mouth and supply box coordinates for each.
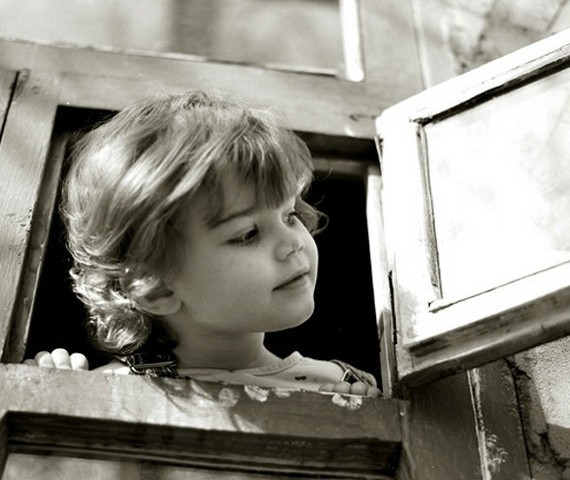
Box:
[274,271,310,291]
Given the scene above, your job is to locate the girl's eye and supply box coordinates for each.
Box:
[228,227,258,245]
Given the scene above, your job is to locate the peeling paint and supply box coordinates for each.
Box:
[244,385,270,402]
[468,370,508,479]
[331,393,363,410]
[484,431,508,474]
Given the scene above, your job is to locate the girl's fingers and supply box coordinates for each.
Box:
[51,348,72,369]
[70,353,89,371]
[34,351,56,368]
[349,381,369,396]
[27,349,88,371]
[320,382,381,397]
[332,381,352,394]
[367,386,382,397]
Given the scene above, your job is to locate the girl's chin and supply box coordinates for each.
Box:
[267,309,314,333]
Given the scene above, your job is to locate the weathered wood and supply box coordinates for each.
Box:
[0,39,384,139]
[3,452,353,480]
[0,68,18,364]
[0,365,403,479]
[409,27,570,123]
[467,362,531,479]
[376,104,438,386]
[401,364,528,480]
[4,131,70,364]
[376,27,570,386]
[0,69,17,135]
[366,166,397,396]
[399,373,483,480]
[0,72,61,362]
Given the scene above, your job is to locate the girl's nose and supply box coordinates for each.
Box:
[275,228,304,261]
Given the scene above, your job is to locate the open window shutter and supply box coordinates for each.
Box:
[377,28,570,386]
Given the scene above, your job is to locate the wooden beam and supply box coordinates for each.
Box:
[0,72,61,362]
[0,365,403,479]
[0,39,389,139]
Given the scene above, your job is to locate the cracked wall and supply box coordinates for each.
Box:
[510,340,570,479]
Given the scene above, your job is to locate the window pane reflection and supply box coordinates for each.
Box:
[425,67,570,300]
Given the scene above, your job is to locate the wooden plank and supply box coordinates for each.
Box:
[467,362,531,479]
[398,283,570,386]
[0,69,17,137]
[0,39,388,139]
[376,107,439,384]
[3,452,350,480]
[399,373,483,480]
[0,71,61,362]
[408,27,570,123]
[3,131,70,364]
[365,166,397,396]
[412,261,570,348]
[0,365,403,479]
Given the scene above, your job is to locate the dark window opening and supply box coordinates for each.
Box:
[25,107,381,383]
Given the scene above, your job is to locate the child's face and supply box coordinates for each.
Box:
[168,173,318,335]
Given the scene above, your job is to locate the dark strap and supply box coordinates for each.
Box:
[331,359,378,387]
[117,351,179,378]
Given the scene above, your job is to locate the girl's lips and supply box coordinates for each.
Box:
[274,272,310,291]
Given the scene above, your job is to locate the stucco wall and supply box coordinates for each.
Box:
[439,1,570,477]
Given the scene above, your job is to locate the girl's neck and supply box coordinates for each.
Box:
[173,331,281,371]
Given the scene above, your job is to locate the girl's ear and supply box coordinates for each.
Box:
[136,290,182,316]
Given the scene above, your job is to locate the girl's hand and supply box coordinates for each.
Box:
[23,348,89,371]
[319,381,381,397]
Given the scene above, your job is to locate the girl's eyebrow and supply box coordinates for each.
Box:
[209,205,256,229]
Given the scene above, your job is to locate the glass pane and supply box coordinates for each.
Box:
[425,67,570,300]
[0,0,342,72]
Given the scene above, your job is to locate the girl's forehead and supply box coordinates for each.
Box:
[218,171,252,201]
[182,163,303,229]
[191,173,256,227]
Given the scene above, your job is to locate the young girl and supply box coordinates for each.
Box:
[26,90,380,397]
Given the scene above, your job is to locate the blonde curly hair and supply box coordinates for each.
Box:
[62,90,319,354]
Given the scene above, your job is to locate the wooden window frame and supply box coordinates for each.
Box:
[1,365,402,478]
[0,2,549,478]
[377,28,570,386]
[0,2,425,477]
[0,64,403,480]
